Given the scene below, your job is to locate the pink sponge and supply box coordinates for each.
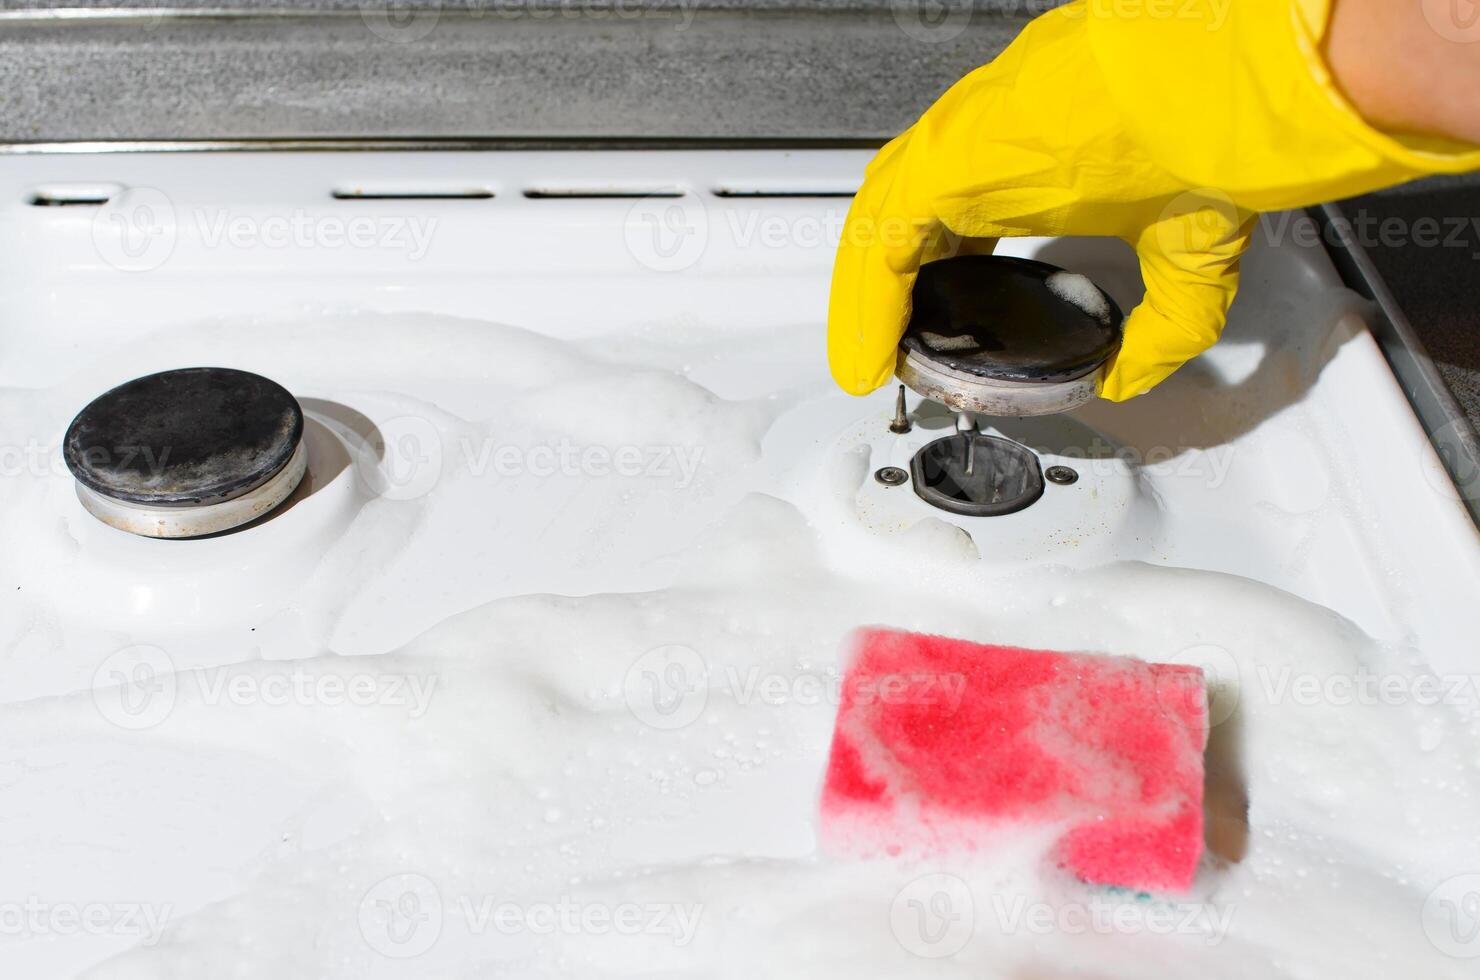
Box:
[821,628,1208,893]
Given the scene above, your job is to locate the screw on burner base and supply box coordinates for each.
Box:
[875,466,909,487]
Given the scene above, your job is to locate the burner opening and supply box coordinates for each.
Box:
[910,433,1044,517]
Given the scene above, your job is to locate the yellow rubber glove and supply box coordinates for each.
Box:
[828,0,1480,401]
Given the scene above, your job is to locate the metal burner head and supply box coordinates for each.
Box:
[63,366,306,538]
[910,432,1044,517]
[896,255,1123,417]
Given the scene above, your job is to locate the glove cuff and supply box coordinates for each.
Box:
[1083,0,1480,210]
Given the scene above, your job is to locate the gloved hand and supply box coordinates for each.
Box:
[828,0,1480,401]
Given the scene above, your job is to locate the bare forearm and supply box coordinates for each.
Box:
[1327,0,1480,144]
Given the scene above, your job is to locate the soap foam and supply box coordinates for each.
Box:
[0,314,1476,979]
[67,516,1480,979]
[919,331,982,353]
[1046,271,1113,324]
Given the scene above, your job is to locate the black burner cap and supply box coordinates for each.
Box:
[901,255,1124,383]
[63,367,304,505]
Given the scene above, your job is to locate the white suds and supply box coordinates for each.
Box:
[920,331,981,352]
[1046,271,1112,324]
[5,309,1478,979]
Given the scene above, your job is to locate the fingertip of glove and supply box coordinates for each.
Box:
[1096,363,1156,402]
[827,347,896,397]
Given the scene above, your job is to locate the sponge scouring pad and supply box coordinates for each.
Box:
[821,628,1209,893]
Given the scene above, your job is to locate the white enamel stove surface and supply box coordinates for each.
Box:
[1,151,1478,979]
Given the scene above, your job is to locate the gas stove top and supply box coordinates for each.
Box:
[2,149,1478,978]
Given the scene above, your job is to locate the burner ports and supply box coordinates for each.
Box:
[909,433,1044,517]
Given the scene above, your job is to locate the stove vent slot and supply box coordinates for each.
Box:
[332,187,493,200]
[522,186,684,200]
[27,184,116,207]
[711,186,856,199]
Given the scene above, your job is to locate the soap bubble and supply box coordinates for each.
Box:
[91,644,176,731]
[891,873,975,957]
[358,872,443,958]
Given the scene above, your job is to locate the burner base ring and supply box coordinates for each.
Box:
[897,348,1100,417]
[75,440,307,539]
